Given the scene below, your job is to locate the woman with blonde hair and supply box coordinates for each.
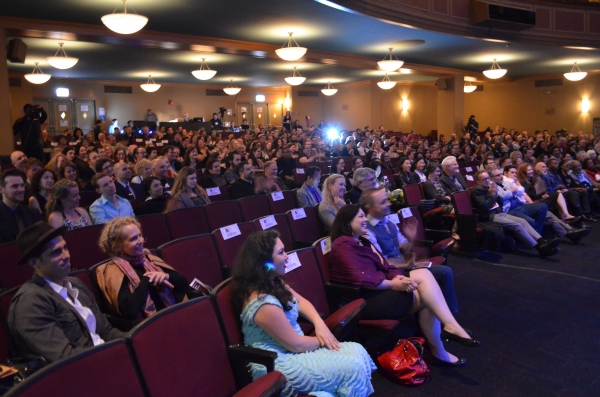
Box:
[131,159,153,184]
[46,154,67,174]
[96,217,190,321]
[165,166,210,211]
[47,179,92,231]
[318,174,347,231]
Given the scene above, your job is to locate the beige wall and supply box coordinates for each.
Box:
[464,74,600,135]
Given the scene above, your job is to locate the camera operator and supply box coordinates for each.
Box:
[465,114,479,135]
[12,104,47,162]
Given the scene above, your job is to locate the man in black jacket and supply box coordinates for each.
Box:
[438,156,469,196]
[8,222,126,363]
[470,170,560,258]
[229,162,256,199]
[0,169,42,244]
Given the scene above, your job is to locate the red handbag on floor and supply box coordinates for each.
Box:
[377,337,430,386]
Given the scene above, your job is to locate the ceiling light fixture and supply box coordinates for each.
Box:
[24,62,51,84]
[464,81,477,93]
[140,75,161,92]
[191,58,217,80]
[276,32,307,61]
[102,0,148,35]
[321,81,338,96]
[285,67,306,86]
[377,47,404,71]
[377,73,396,90]
[46,42,79,69]
[483,58,507,79]
[223,79,241,95]
[564,62,587,82]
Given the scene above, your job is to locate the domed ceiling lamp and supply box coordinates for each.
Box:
[377,73,396,90]
[191,58,217,80]
[102,0,148,35]
[276,32,307,61]
[285,67,306,86]
[377,47,404,72]
[321,81,338,96]
[24,62,51,84]
[464,81,477,93]
[564,62,587,81]
[223,79,241,95]
[140,75,161,92]
[46,42,79,69]
[482,58,507,79]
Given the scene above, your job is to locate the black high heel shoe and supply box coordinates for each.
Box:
[430,355,467,367]
[441,330,481,347]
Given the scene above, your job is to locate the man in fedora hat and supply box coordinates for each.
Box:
[8,222,126,363]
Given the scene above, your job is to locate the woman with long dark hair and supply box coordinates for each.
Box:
[230,230,375,397]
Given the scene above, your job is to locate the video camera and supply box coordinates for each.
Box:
[24,104,43,120]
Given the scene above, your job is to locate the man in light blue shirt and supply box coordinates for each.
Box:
[89,172,134,224]
[296,166,323,208]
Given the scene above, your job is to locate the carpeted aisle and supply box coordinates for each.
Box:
[369,224,600,397]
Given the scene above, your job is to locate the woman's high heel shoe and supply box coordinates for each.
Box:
[430,355,467,367]
[441,330,481,347]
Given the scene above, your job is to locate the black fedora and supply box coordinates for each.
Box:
[15,222,67,265]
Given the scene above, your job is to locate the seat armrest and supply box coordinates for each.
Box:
[312,298,366,341]
[227,345,277,373]
[232,371,285,397]
[472,208,493,222]
[412,239,433,249]
[292,240,314,250]
[424,229,452,243]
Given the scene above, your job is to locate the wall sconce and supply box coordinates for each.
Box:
[402,98,409,112]
[582,98,590,113]
[285,96,291,110]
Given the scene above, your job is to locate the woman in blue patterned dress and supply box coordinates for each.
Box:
[231,230,376,397]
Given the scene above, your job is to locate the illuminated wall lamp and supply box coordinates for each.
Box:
[402,98,409,112]
[582,98,590,113]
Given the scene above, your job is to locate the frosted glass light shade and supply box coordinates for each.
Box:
[321,82,338,96]
[223,79,241,95]
[377,73,396,89]
[24,63,51,84]
[46,43,78,69]
[102,0,148,34]
[276,32,307,61]
[140,75,160,92]
[285,67,305,86]
[464,82,477,93]
[192,58,217,80]
[564,62,587,81]
[378,48,404,71]
[483,58,507,79]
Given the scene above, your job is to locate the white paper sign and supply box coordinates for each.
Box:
[16,141,21,145]
[466,175,474,181]
[259,215,277,230]
[51,142,58,147]
[388,213,400,224]
[80,105,88,111]
[596,174,600,181]
[162,140,169,144]
[271,191,284,201]
[320,237,332,255]
[156,143,163,147]
[291,208,306,220]
[60,120,69,127]
[400,208,412,219]
[189,278,212,293]
[150,138,156,142]
[58,105,67,111]
[69,142,77,146]
[206,187,221,196]
[285,252,302,274]
[465,167,473,172]
[136,139,143,143]
[296,168,305,174]
[220,224,241,240]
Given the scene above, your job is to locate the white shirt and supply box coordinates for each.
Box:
[46,279,105,347]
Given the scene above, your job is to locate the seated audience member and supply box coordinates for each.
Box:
[102,144,114,160]
[224,152,242,185]
[276,145,296,189]
[0,169,43,244]
[230,230,376,396]
[263,161,287,191]
[10,151,27,171]
[330,158,346,176]
[62,146,76,163]
[132,146,147,165]
[89,172,135,224]
[182,147,202,172]
[78,148,99,183]
[46,154,67,175]
[471,170,560,258]
[318,174,347,231]
[542,159,593,220]
[361,187,460,314]
[58,161,87,191]
[422,163,459,239]
[95,158,115,179]
[329,205,477,366]
[248,144,265,170]
[438,156,468,195]
[568,160,600,214]
[296,166,322,208]
[151,157,175,195]
[96,217,190,320]
[583,158,600,181]
[203,159,227,188]
[134,177,168,216]
[229,162,256,200]
[346,157,364,187]
[344,167,376,204]
[395,157,419,188]
[23,158,42,192]
[165,166,210,212]
[112,147,127,164]
[8,222,126,363]
[163,145,182,175]
[47,180,92,231]
[131,159,153,184]
[113,162,143,200]
[412,158,427,183]
[28,168,56,217]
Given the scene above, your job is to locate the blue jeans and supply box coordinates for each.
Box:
[508,203,548,233]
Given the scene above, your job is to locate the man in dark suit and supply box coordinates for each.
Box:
[0,169,42,244]
[229,162,256,200]
[114,162,143,200]
[438,156,469,196]
[8,222,126,363]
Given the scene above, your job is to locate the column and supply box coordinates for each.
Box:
[437,75,465,138]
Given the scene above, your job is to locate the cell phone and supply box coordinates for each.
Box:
[412,261,432,270]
